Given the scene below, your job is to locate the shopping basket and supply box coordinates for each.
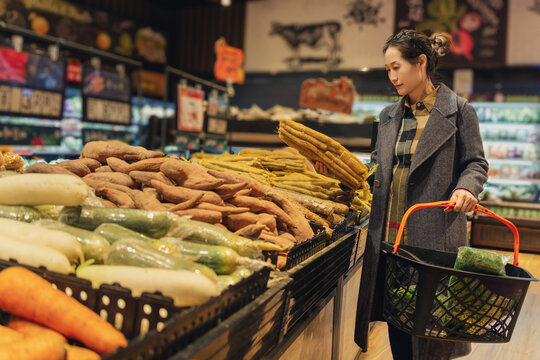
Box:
[380,201,537,343]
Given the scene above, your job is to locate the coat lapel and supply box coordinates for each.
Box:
[409,84,458,175]
[378,98,405,181]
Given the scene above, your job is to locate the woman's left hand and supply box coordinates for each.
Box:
[446,189,478,213]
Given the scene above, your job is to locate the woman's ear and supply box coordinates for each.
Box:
[417,54,427,71]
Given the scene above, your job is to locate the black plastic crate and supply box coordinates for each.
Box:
[169,277,292,360]
[330,211,357,244]
[280,228,358,336]
[348,217,369,269]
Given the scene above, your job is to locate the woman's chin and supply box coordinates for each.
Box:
[396,87,406,95]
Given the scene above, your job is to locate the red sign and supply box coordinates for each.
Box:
[177,85,205,132]
[214,38,245,84]
[299,77,356,115]
[67,59,82,83]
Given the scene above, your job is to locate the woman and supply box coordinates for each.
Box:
[354,30,489,360]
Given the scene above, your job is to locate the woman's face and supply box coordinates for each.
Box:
[384,46,425,96]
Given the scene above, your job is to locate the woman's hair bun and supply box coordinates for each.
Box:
[430,32,452,57]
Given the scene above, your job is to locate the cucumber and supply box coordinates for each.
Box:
[168,219,262,259]
[94,223,178,254]
[160,237,238,275]
[0,205,40,222]
[77,265,220,307]
[105,239,218,282]
[230,266,252,282]
[217,275,237,289]
[60,206,173,238]
[35,219,110,264]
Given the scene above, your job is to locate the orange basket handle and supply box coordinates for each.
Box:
[393,201,520,266]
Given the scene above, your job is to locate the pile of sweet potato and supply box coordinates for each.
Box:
[26,141,315,262]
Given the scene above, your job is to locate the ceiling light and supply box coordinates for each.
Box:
[221,0,232,7]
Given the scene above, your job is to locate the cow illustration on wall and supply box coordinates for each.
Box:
[269,21,343,70]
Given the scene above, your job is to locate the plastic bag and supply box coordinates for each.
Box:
[454,246,512,276]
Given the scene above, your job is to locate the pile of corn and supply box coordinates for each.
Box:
[271,171,347,202]
[278,119,368,190]
[238,149,306,172]
[351,183,372,213]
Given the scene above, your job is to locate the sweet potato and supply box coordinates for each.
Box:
[257,213,278,234]
[169,193,204,211]
[127,158,175,172]
[161,161,225,190]
[98,198,117,208]
[94,166,112,173]
[213,223,228,231]
[24,163,76,176]
[259,232,294,250]
[151,180,224,206]
[142,187,160,201]
[234,189,252,197]
[174,209,222,224]
[59,160,91,177]
[83,173,136,188]
[78,158,102,172]
[234,224,267,238]
[84,179,132,194]
[208,169,313,241]
[277,252,287,270]
[95,188,135,209]
[81,140,163,163]
[196,203,250,216]
[223,212,259,231]
[106,157,130,174]
[215,182,249,199]
[327,212,345,227]
[278,231,297,244]
[129,171,175,187]
[229,196,294,229]
[128,189,167,211]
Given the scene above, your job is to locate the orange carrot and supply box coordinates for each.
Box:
[0,267,127,355]
[67,345,101,360]
[0,332,65,360]
[0,325,23,344]
[8,317,67,344]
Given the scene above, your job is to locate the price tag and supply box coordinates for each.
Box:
[177,85,205,132]
[85,97,131,124]
[207,117,228,135]
[0,85,62,117]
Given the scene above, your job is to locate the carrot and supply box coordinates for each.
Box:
[0,333,66,360]
[67,345,100,360]
[0,325,23,344]
[0,267,127,355]
[7,317,67,344]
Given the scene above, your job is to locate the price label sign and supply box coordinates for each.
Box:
[177,85,204,132]
[85,97,131,125]
[0,85,63,118]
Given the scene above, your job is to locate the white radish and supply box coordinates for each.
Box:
[77,265,220,307]
[0,173,89,206]
[0,235,72,274]
[0,218,84,263]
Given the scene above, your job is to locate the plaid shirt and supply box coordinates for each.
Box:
[385,85,440,244]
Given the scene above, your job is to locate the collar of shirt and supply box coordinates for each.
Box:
[404,84,441,113]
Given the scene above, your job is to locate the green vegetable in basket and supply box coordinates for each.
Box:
[0,204,40,222]
[60,206,174,238]
[453,247,508,276]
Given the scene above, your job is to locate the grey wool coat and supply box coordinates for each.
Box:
[354,84,488,358]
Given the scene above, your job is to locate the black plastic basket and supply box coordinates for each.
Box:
[330,211,357,244]
[381,201,537,343]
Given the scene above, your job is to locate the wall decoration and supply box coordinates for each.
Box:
[507,0,540,65]
[344,0,386,30]
[214,37,245,84]
[177,85,205,133]
[395,0,508,67]
[299,77,356,114]
[270,21,342,70]
[245,0,395,72]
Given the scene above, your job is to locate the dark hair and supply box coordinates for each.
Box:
[383,30,452,78]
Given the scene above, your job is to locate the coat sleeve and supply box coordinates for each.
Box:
[454,100,489,198]
[366,105,392,184]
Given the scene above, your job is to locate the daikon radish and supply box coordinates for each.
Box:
[0,174,88,206]
[0,235,72,274]
[77,265,220,307]
[0,219,83,263]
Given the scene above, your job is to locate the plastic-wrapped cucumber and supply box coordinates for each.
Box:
[167,219,262,259]
[105,238,218,282]
[217,275,237,289]
[230,266,252,282]
[0,205,40,222]
[94,223,178,254]
[34,219,110,264]
[160,237,238,275]
[60,206,173,238]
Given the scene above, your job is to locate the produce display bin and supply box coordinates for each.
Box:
[0,258,270,360]
[330,211,357,244]
[348,217,369,270]
[280,227,359,337]
[170,276,292,360]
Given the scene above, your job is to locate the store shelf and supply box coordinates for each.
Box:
[483,140,539,146]
[486,158,540,165]
[479,122,540,128]
[486,178,540,186]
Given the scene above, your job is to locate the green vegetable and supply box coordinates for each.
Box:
[160,237,238,275]
[217,275,237,289]
[230,266,252,282]
[60,206,173,238]
[94,223,178,254]
[34,219,110,264]
[105,239,218,282]
[0,205,40,222]
[454,247,507,276]
[167,218,262,259]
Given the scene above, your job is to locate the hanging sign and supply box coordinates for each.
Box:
[85,98,131,125]
[131,70,166,97]
[177,85,205,132]
[214,37,245,84]
[82,128,131,143]
[299,77,356,114]
[203,135,227,154]
[0,123,61,145]
[175,132,200,151]
[0,85,63,118]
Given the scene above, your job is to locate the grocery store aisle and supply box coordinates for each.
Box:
[356,250,540,360]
